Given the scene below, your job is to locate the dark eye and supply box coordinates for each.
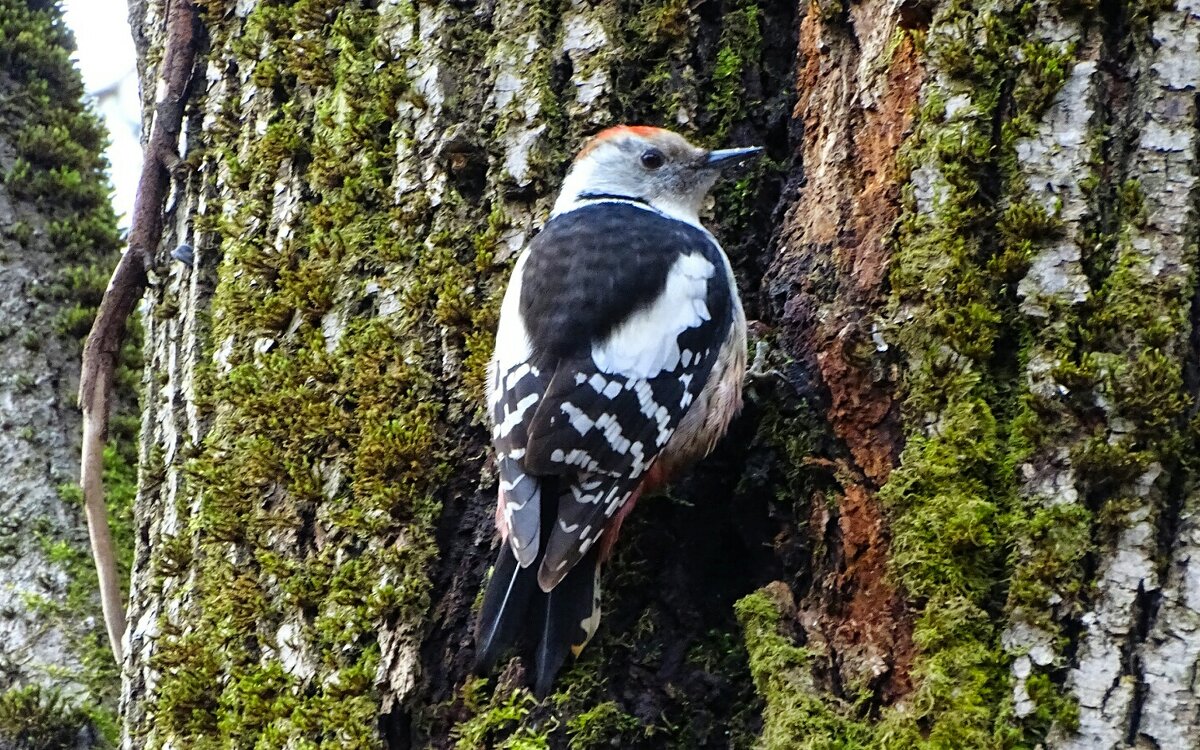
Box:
[640,149,665,170]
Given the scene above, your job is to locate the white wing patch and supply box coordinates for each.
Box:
[591,253,715,378]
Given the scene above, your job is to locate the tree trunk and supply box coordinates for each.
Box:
[122,0,1200,748]
[0,0,132,745]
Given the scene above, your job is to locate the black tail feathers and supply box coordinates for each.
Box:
[474,542,600,698]
[533,545,599,697]
[474,542,538,675]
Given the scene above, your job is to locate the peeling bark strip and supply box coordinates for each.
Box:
[78,0,200,666]
[769,0,921,708]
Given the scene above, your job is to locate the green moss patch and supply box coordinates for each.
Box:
[737,586,875,750]
[0,685,108,750]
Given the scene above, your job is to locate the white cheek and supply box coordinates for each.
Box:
[551,159,598,217]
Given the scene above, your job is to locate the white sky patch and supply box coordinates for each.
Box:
[62,0,141,229]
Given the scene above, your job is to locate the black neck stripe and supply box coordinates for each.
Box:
[577,192,652,207]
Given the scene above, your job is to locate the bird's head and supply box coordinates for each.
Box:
[552,126,763,226]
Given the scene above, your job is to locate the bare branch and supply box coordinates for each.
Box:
[79,0,200,665]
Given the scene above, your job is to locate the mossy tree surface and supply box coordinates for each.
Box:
[0,0,135,746]
[122,0,1200,748]
[126,0,790,747]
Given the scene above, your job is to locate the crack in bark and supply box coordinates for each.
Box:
[1123,582,1160,744]
[1052,2,1200,746]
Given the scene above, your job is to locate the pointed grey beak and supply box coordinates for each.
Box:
[704,146,763,169]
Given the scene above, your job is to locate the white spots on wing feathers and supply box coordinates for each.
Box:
[679,373,694,408]
[603,484,627,518]
[497,455,541,566]
[505,362,530,387]
[585,373,623,400]
[560,375,657,473]
[494,392,539,439]
[502,500,537,559]
[654,409,672,446]
[591,253,715,378]
[505,362,539,388]
[570,484,598,504]
[558,399,637,456]
[560,402,596,435]
[624,379,675,447]
[502,498,527,530]
[498,471,530,493]
[631,380,655,415]
[629,441,650,477]
[594,413,632,454]
[578,528,600,555]
[551,448,600,472]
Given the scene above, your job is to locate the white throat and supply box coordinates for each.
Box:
[550,158,706,229]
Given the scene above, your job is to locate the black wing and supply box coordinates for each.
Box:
[510,202,733,589]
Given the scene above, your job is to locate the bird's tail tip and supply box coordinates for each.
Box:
[533,549,601,698]
[474,542,537,675]
[475,543,602,698]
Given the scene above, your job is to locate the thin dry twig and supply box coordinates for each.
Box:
[79,0,200,665]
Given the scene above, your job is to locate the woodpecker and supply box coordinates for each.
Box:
[475,125,759,696]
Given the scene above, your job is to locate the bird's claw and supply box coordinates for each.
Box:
[746,340,786,384]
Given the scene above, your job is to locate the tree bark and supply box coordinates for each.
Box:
[0,0,132,744]
[122,0,1200,748]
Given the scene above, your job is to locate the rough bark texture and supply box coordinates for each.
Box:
[0,0,134,745]
[121,0,1200,748]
